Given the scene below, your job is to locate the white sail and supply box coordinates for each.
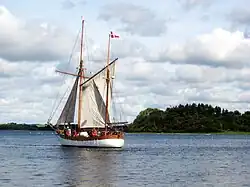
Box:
[79,60,116,128]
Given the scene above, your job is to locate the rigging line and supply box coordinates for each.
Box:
[48,29,81,119]
[84,28,90,63]
[85,27,106,76]
[84,27,94,76]
[49,30,81,121]
[48,33,80,122]
[111,82,120,122]
[109,80,116,122]
[112,81,125,117]
[47,28,81,122]
[112,82,126,122]
[49,69,78,123]
[116,91,126,121]
[49,87,70,123]
[109,68,123,122]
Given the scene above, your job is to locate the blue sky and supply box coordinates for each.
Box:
[1,0,250,123]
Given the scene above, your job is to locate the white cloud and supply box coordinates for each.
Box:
[2,3,250,125]
[0,6,73,62]
[0,58,76,122]
[154,28,250,68]
[98,2,167,37]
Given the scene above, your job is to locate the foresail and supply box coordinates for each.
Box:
[56,76,79,125]
[79,59,117,128]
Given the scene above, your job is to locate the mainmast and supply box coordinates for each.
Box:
[104,32,111,132]
[104,31,119,132]
[77,17,85,130]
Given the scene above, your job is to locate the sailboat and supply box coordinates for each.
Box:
[47,18,127,148]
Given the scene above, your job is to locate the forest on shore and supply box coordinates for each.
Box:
[127,103,250,133]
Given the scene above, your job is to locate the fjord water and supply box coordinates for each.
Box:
[0,131,250,187]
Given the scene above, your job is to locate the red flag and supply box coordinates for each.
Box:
[110,31,119,38]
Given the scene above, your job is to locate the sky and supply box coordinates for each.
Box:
[1,0,250,124]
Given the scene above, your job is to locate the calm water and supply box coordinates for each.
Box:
[0,131,250,187]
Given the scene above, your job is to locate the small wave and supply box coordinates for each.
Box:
[0,144,60,148]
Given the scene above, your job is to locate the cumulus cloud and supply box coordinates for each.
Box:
[109,55,250,120]
[0,6,79,123]
[0,59,73,122]
[153,28,250,68]
[107,27,250,119]
[0,6,73,62]
[2,3,250,124]
[98,3,167,37]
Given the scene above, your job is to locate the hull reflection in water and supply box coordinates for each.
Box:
[58,147,123,187]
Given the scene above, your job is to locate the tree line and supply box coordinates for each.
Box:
[0,123,53,131]
[127,103,250,133]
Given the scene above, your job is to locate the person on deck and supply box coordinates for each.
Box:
[64,128,67,136]
[91,128,97,137]
[72,129,78,137]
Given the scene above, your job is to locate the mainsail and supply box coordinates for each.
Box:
[56,76,79,125]
[79,59,117,128]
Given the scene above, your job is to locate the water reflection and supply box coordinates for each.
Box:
[57,147,122,187]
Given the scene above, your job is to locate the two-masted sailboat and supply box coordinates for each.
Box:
[47,18,126,148]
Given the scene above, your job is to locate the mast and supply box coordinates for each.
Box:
[104,33,111,132]
[77,17,85,130]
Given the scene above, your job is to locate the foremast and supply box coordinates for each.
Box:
[50,17,86,129]
[77,17,85,130]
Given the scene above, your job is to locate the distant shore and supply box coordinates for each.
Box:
[1,123,250,135]
[1,124,250,135]
[0,123,53,131]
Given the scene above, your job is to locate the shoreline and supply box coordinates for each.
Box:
[1,129,250,135]
[0,124,53,131]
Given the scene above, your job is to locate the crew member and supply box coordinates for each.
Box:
[91,128,97,137]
